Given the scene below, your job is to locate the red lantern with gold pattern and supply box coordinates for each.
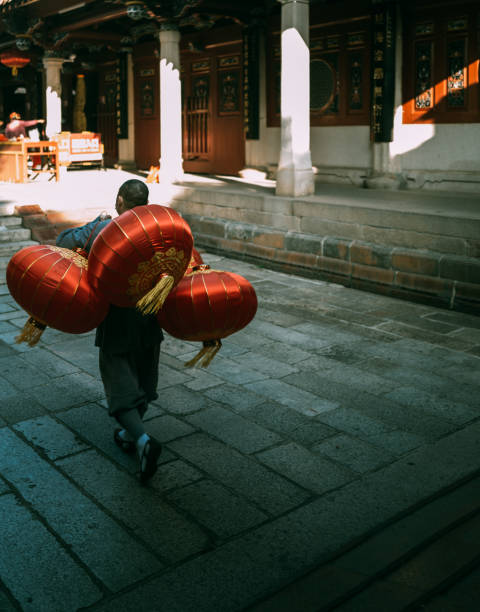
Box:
[157,265,258,367]
[87,204,193,314]
[7,245,109,346]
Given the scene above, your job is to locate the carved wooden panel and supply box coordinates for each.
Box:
[403,2,479,124]
[267,12,371,127]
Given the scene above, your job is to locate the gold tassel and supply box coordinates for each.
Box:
[200,341,222,368]
[15,316,47,347]
[185,339,222,368]
[135,275,175,315]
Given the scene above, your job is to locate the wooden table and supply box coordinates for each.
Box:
[0,140,59,183]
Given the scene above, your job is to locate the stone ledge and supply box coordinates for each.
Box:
[183,215,480,314]
[440,255,480,285]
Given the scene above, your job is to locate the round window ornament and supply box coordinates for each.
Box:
[310,58,336,112]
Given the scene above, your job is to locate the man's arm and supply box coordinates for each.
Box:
[56,216,111,253]
[22,119,44,128]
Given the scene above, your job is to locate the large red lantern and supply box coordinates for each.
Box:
[88,204,193,313]
[0,50,30,76]
[7,245,109,346]
[157,265,258,367]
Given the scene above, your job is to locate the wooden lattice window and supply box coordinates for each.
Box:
[266,16,371,127]
[403,3,480,123]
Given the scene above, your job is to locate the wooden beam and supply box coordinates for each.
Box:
[53,8,127,32]
[67,29,123,41]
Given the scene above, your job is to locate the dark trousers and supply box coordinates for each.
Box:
[98,344,160,419]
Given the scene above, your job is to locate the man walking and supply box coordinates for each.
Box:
[56,179,163,482]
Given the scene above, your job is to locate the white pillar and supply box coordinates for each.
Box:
[158,25,184,183]
[276,0,314,197]
[42,57,64,139]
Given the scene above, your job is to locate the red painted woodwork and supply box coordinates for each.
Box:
[181,26,245,175]
[267,8,372,128]
[402,3,480,124]
[87,204,193,310]
[133,43,160,169]
[7,244,109,336]
[98,64,119,165]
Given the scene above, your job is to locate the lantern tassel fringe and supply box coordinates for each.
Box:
[136,275,175,315]
[185,339,222,369]
[15,316,47,347]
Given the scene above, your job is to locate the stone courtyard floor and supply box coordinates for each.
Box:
[0,246,479,611]
[1,168,480,610]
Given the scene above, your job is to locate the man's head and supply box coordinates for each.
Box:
[9,112,20,121]
[115,179,149,215]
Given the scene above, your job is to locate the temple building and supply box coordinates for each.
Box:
[1,0,479,313]
[1,0,478,193]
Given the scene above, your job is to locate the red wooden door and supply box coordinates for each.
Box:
[181,29,245,176]
[98,66,118,165]
[133,44,160,170]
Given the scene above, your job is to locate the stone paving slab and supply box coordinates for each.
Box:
[421,565,480,611]
[14,415,90,460]
[56,449,209,564]
[168,433,311,515]
[0,429,162,592]
[94,424,480,612]
[0,494,102,612]
[185,405,282,454]
[166,479,268,539]
[56,403,175,473]
[0,251,478,611]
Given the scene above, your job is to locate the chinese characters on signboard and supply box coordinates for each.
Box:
[371,1,395,142]
[117,55,128,138]
[140,80,155,117]
[243,27,260,139]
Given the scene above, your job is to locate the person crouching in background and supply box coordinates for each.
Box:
[5,112,44,140]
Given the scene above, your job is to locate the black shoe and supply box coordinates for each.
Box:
[139,436,162,483]
[113,428,136,454]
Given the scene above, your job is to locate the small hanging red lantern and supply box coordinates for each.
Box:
[185,247,204,275]
[157,265,258,367]
[0,50,31,76]
[7,245,109,346]
[87,204,193,314]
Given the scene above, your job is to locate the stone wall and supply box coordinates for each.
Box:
[170,188,480,315]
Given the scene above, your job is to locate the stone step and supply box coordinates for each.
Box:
[173,187,480,253]
[250,474,480,612]
[419,565,480,611]
[0,202,16,216]
[333,515,480,611]
[0,216,23,228]
[0,240,38,259]
[0,227,32,242]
